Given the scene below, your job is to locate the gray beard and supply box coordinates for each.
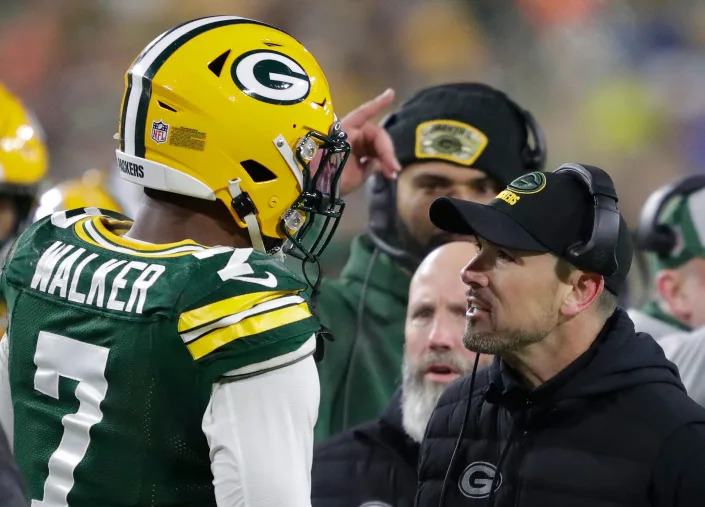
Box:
[401,350,473,443]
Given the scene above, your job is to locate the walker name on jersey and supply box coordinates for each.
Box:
[30,240,165,314]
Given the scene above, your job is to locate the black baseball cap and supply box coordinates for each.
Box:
[384,83,544,186]
[429,170,633,295]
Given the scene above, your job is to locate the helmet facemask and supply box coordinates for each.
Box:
[282,121,350,290]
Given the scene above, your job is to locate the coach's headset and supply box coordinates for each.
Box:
[437,162,622,506]
[365,90,548,268]
[635,174,705,257]
[555,163,621,276]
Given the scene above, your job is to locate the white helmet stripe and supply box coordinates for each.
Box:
[122,16,247,156]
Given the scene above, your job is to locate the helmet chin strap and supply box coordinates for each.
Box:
[228,179,266,253]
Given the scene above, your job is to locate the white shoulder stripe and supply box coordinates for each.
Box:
[180,294,305,344]
[124,15,245,155]
[192,246,234,259]
[50,208,103,229]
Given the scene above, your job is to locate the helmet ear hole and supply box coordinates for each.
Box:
[157,101,178,112]
[240,159,277,183]
[208,49,231,77]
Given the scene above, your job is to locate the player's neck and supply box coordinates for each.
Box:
[124,189,251,248]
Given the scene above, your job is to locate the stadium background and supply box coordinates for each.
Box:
[3,0,705,297]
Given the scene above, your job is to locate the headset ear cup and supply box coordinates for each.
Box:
[495,92,546,173]
[501,96,547,173]
[648,225,677,258]
[554,163,621,275]
[635,174,705,259]
[365,173,396,237]
[520,109,547,172]
[366,110,398,237]
[523,145,540,173]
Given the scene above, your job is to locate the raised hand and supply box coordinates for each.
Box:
[339,88,402,195]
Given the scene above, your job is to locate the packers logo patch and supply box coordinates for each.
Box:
[507,171,546,194]
[415,120,488,166]
[231,50,311,105]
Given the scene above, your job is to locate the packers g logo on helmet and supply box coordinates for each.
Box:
[115,16,350,266]
[231,50,311,105]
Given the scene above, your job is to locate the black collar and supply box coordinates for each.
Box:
[369,389,421,468]
[485,310,620,412]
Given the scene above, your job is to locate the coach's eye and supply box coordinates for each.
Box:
[497,249,514,262]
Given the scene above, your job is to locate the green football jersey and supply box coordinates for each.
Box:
[1,208,320,507]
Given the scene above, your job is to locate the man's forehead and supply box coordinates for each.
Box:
[404,161,497,183]
[410,249,475,294]
[408,278,465,307]
[477,236,550,259]
[415,242,478,270]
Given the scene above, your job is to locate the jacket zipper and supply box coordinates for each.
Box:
[513,411,529,506]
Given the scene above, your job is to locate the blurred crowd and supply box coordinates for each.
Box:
[4,0,705,238]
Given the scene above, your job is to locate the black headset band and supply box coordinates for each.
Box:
[554,163,621,276]
[636,174,705,257]
[505,101,547,173]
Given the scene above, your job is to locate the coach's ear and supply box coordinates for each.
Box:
[560,269,603,317]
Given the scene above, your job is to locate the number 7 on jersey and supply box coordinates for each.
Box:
[32,331,110,507]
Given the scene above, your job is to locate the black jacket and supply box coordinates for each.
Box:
[312,390,419,507]
[0,426,26,507]
[416,309,705,507]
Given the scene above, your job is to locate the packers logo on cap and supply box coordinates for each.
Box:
[507,171,546,194]
[415,120,488,166]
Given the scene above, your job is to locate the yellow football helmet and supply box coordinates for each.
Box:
[33,169,124,222]
[115,16,349,264]
[0,82,48,248]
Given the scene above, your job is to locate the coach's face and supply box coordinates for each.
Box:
[460,237,568,355]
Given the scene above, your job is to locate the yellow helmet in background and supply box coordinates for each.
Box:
[0,82,48,249]
[0,83,47,189]
[34,169,124,222]
[115,16,350,263]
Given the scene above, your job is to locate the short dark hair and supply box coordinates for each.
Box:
[594,289,618,317]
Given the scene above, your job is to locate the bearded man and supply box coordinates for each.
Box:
[311,242,491,507]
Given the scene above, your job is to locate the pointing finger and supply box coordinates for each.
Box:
[342,88,395,129]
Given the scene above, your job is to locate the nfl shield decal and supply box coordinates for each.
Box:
[151,120,169,144]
